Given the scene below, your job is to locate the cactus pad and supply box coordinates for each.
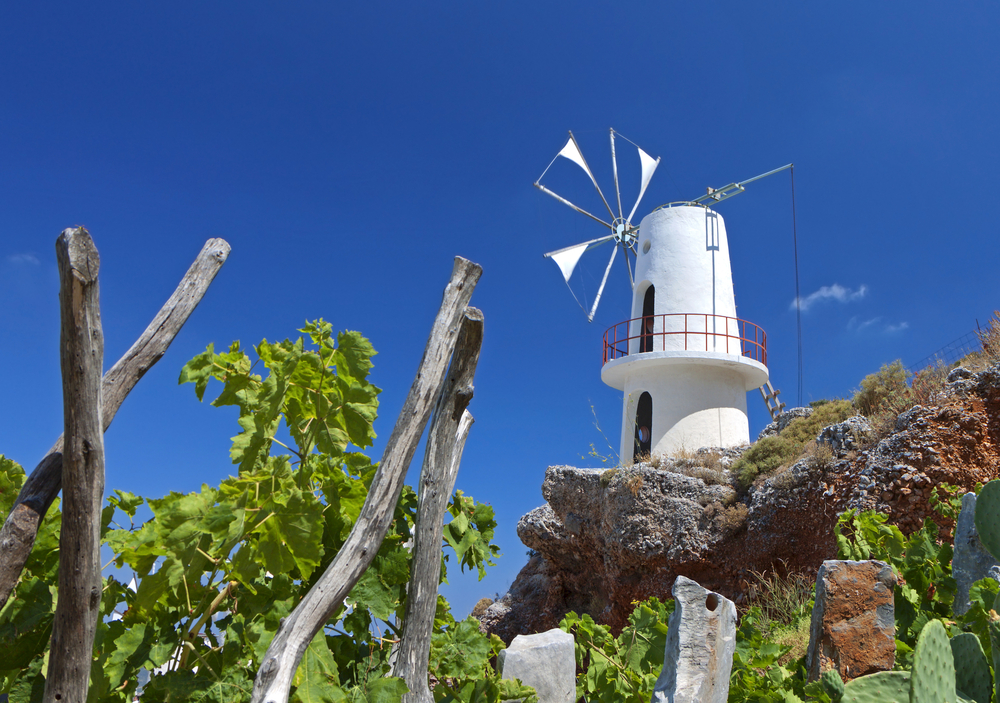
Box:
[974,479,1000,562]
[841,671,910,702]
[911,619,956,703]
[822,668,846,699]
[989,591,1000,703]
[951,632,991,703]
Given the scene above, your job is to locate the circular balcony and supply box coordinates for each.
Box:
[600,313,769,391]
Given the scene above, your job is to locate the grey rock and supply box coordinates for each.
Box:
[653,576,736,703]
[952,492,1000,615]
[816,415,873,455]
[894,405,924,432]
[948,367,973,382]
[518,467,737,568]
[806,560,895,681]
[499,628,576,703]
[757,406,813,440]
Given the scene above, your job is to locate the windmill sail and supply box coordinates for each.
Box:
[557,136,599,188]
[549,242,588,283]
[544,233,616,282]
[627,147,661,223]
[537,129,660,322]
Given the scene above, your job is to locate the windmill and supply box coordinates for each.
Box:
[536,132,799,460]
[535,129,660,322]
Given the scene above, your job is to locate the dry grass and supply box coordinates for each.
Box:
[746,567,815,665]
[720,503,749,533]
[625,472,644,497]
[702,501,748,535]
[634,449,728,485]
[958,311,1000,371]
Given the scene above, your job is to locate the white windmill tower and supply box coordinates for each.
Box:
[537,130,790,462]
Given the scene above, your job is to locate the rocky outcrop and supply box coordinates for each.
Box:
[480,365,1000,641]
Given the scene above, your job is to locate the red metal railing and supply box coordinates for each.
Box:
[602,313,767,366]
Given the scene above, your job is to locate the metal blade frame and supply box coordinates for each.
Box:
[587,244,619,322]
[534,183,613,230]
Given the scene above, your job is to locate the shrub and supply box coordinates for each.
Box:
[804,440,834,471]
[780,399,853,446]
[853,359,949,438]
[733,436,800,491]
[853,360,909,417]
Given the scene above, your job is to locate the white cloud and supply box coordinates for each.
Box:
[791,283,867,312]
[6,253,40,266]
[847,316,909,334]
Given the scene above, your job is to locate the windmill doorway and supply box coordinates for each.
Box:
[633,391,652,460]
[640,285,654,353]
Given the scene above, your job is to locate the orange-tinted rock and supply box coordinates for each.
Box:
[805,560,896,682]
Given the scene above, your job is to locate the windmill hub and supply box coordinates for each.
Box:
[612,218,635,246]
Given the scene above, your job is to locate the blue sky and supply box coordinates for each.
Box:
[2,2,999,616]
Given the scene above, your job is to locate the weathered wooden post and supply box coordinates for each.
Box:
[0,238,231,608]
[43,227,105,702]
[250,257,482,703]
[392,307,484,703]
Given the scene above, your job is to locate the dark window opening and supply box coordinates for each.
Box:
[640,285,655,353]
[633,391,652,460]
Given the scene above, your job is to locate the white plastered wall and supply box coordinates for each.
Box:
[620,364,750,460]
[614,205,756,460]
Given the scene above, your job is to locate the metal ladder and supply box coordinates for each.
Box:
[759,381,785,421]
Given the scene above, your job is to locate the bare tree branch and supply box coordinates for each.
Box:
[392,307,484,703]
[0,238,231,607]
[250,257,483,703]
[43,227,105,702]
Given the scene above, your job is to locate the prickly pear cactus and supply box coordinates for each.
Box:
[950,632,991,703]
[974,479,1000,561]
[989,591,1000,703]
[911,619,956,703]
[841,671,910,702]
[821,669,846,700]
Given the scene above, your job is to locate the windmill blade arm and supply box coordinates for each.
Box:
[534,183,613,229]
[610,129,623,220]
[587,244,619,322]
[622,244,635,290]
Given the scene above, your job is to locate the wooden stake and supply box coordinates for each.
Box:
[392,308,483,703]
[0,238,231,608]
[250,257,482,703]
[44,227,105,702]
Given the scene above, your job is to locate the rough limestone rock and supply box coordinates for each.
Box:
[653,576,736,703]
[498,628,575,703]
[817,415,873,456]
[482,363,1000,641]
[757,406,813,440]
[952,492,1000,615]
[806,560,896,682]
